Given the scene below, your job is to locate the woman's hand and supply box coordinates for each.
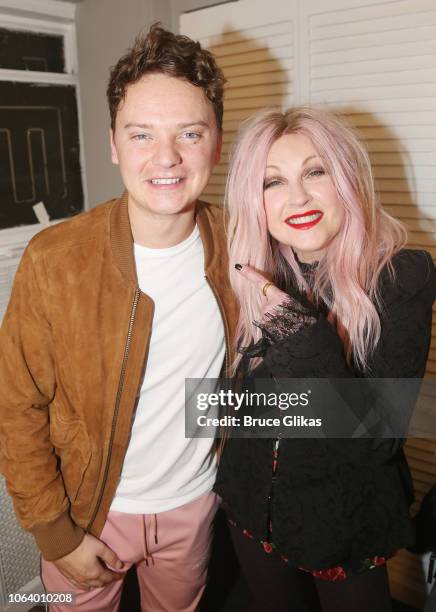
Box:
[235,264,290,319]
[235,264,317,343]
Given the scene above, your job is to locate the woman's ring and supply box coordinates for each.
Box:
[262,282,273,297]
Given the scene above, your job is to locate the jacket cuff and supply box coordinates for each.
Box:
[30,510,85,561]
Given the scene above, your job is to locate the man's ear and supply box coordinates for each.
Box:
[214,130,223,164]
[110,128,119,165]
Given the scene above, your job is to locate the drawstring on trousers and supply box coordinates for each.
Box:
[142,513,159,566]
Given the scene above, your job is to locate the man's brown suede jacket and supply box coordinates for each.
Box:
[0,193,238,562]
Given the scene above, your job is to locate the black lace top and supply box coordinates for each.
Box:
[215,249,436,570]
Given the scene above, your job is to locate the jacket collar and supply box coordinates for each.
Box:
[109,191,224,283]
[109,191,136,283]
[109,190,238,371]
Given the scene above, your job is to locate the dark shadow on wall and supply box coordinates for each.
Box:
[198,25,290,205]
[336,105,435,260]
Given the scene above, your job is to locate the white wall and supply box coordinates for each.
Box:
[76,0,171,207]
[169,0,238,32]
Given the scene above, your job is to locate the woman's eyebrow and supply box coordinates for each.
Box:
[302,154,320,164]
[266,155,321,172]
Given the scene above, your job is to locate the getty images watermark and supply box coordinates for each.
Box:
[196,388,322,429]
[185,378,436,439]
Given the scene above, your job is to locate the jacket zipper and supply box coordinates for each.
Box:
[205,275,230,377]
[205,275,232,462]
[86,287,141,532]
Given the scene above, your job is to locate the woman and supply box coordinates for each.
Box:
[215,107,436,612]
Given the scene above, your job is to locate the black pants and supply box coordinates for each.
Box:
[230,523,392,612]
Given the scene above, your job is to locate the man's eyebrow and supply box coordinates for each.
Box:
[123,121,210,130]
[123,123,153,129]
[177,121,210,129]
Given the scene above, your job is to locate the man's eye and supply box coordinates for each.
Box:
[182,132,201,140]
[132,134,151,141]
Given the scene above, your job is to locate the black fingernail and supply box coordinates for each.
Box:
[235,263,243,271]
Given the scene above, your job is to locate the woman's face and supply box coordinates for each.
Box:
[263,132,344,263]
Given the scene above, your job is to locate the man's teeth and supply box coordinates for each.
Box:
[287,213,322,225]
[151,178,181,185]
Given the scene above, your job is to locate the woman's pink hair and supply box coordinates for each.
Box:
[226,106,407,372]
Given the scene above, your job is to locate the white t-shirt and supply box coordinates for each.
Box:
[110,224,225,514]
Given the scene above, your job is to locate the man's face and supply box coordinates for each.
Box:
[110,73,222,220]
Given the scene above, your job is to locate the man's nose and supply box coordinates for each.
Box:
[152,139,182,168]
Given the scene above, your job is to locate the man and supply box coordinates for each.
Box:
[0,24,237,611]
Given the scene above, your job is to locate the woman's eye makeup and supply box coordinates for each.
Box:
[264,167,326,189]
[263,177,282,190]
[305,166,326,178]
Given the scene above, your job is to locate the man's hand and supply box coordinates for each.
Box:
[52,533,125,590]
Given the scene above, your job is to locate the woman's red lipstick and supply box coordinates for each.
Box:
[285,210,323,230]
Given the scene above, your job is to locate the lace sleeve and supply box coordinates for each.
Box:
[254,294,318,343]
[240,293,318,359]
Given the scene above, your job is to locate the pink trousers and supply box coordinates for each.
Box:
[41,491,219,612]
